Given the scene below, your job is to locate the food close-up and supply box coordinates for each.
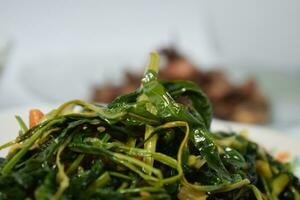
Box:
[93,48,270,124]
[0,1,300,200]
[0,54,299,200]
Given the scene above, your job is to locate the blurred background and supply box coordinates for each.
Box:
[0,0,300,135]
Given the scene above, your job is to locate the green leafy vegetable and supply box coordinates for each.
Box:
[0,52,298,200]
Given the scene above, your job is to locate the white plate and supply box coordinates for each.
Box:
[0,107,299,175]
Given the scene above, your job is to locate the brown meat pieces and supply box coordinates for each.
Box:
[92,48,270,124]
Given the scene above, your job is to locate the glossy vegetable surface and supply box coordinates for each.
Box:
[0,53,299,200]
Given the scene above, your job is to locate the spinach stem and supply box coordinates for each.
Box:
[15,115,29,134]
[2,119,62,174]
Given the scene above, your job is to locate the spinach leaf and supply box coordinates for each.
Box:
[0,52,298,199]
[161,80,212,129]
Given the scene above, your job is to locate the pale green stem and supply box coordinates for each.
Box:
[87,172,111,191]
[50,136,72,200]
[144,125,158,175]
[66,154,85,175]
[1,120,61,174]
[249,185,264,200]
[15,115,29,134]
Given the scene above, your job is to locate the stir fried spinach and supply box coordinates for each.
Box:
[0,52,299,200]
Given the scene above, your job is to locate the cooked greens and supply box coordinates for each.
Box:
[0,53,299,200]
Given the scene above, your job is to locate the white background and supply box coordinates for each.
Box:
[0,0,299,133]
